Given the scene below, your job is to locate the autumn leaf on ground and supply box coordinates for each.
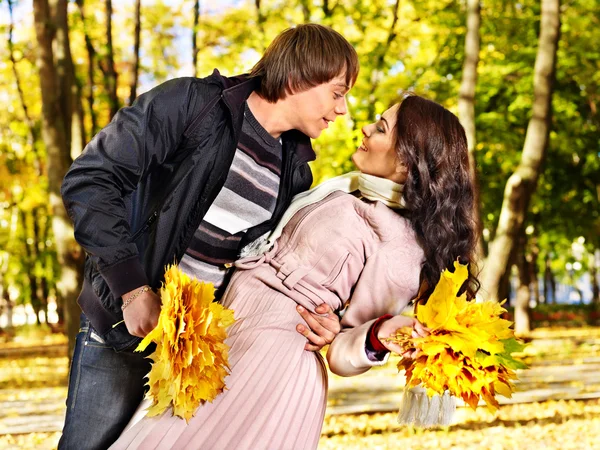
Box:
[136,265,235,422]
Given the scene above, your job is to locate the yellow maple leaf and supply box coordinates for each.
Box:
[389,262,526,414]
[416,261,469,329]
[135,265,235,422]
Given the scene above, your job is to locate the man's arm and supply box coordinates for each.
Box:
[61,77,215,303]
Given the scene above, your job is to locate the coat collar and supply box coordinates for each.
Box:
[208,69,316,164]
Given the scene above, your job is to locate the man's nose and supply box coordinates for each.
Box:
[335,97,348,115]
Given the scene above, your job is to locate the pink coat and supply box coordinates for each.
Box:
[236,190,425,376]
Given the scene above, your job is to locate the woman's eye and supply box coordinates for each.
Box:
[376,126,385,133]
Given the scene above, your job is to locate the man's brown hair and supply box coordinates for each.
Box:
[250,24,359,103]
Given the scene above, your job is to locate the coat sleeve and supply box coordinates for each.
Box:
[327,235,422,377]
[61,77,218,299]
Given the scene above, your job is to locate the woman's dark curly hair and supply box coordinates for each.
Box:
[393,94,480,301]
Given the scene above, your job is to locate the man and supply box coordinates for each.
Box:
[59,24,359,449]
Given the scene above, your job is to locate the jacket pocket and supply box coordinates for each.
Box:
[130,210,159,243]
[321,252,351,288]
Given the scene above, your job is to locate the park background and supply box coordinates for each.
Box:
[1,0,600,448]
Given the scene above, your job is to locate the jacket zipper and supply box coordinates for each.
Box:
[182,94,221,139]
[130,210,158,242]
[173,96,235,263]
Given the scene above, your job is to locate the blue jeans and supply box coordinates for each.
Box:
[58,315,152,450]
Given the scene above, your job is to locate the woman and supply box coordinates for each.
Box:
[110,94,479,449]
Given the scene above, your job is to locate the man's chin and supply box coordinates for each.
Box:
[305,129,322,139]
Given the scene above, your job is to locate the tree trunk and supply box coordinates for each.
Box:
[192,0,200,77]
[457,0,484,263]
[0,253,8,329]
[542,253,549,304]
[545,253,557,304]
[323,0,334,18]
[54,0,73,154]
[480,0,560,302]
[33,208,50,324]
[3,289,13,330]
[529,235,540,305]
[254,0,266,49]
[71,79,86,160]
[129,0,142,105]
[103,0,119,119]
[33,0,84,359]
[20,209,41,325]
[514,233,532,336]
[299,0,311,23]
[75,0,99,135]
[367,0,401,121]
[592,250,599,304]
[41,276,50,323]
[7,0,43,176]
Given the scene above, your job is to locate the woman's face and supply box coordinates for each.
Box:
[351,104,407,183]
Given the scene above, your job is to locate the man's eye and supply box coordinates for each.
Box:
[334,93,343,99]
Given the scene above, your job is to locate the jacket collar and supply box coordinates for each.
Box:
[208,69,316,164]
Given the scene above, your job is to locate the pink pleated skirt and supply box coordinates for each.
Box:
[110,268,328,450]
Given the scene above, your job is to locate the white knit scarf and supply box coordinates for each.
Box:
[358,172,405,209]
[239,171,405,258]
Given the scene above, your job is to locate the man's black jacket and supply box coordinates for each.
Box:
[61,70,315,350]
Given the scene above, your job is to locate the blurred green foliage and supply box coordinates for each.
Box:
[0,0,599,324]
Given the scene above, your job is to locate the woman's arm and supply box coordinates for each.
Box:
[326,236,422,377]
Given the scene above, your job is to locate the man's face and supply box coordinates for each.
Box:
[287,74,350,139]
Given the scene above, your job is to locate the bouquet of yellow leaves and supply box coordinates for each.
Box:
[135,265,235,422]
[389,261,526,422]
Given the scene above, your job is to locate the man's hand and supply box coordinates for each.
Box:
[122,288,161,337]
[296,304,341,351]
[377,315,430,357]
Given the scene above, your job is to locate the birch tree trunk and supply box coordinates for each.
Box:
[480,0,561,302]
[457,0,485,263]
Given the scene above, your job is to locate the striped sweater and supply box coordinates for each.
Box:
[178,102,282,297]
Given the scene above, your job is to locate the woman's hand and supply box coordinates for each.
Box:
[377,315,429,357]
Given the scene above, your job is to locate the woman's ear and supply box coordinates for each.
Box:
[394,160,408,183]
